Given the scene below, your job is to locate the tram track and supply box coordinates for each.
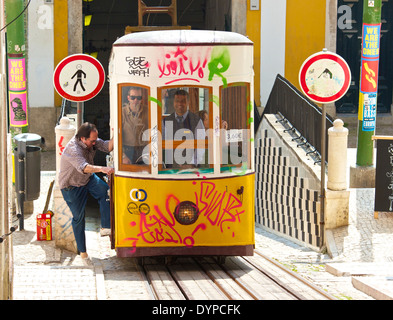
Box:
[251,249,337,300]
[137,253,337,300]
[242,250,336,300]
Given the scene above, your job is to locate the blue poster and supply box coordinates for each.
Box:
[362,93,377,131]
[362,24,381,59]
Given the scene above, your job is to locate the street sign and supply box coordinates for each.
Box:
[53,54,105,102]
[299,50,351,104]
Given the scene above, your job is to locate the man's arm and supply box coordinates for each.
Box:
[95,137,113,153]
[83,164,114,175]
[108,138,114,152]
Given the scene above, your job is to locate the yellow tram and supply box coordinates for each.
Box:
[108,30,255,259]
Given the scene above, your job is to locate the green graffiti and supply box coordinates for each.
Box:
[247,117,254,125]
[149,96,162,108]
[229,163,248,176]
[247,101,253,112]
[209,94,220,108]
[208,47,230,87]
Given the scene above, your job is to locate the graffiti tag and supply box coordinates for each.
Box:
[157,46,210,85]
[126,56,150,77]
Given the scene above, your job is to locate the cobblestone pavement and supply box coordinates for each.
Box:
[10,150,393,300]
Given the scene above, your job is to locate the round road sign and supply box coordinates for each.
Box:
[53,54,105,102]
[299,50,351,104]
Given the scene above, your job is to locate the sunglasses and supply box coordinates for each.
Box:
[129,95,142,100]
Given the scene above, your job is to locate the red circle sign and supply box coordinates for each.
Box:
[299,51,351,104]
[53,54,105,102]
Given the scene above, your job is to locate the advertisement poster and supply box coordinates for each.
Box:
[8,57,28,127]
[362,93,377,131]
[359,23,381,124]
[9,91,28,127]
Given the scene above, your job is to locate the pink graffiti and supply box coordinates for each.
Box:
[196,181,245,233]
[125,180,244,251]
[157,46,209,84]
[134,194,183,245]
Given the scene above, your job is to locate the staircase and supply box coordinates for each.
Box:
[255,115,322,249]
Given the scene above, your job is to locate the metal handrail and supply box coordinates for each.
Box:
[263,74,334,160]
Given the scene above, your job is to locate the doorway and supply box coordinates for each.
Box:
[336,0,393,114]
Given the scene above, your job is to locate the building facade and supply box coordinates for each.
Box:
[22,0,393,149]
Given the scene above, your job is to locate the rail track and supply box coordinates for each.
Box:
[136,250,336,300]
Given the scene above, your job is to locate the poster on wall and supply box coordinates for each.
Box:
[362,93,377,131]
[359,23,381,126]
[8,57,28,127]
[9,91,28,127]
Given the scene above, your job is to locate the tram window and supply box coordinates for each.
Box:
[118,84,150,172]
[220,84,251,173]
[159,86,212,173]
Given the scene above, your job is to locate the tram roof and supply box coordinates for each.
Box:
[113,30,253,46]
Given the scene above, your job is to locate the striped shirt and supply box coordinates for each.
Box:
[58,136,110,189]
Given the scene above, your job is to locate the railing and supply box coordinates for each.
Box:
[262,74,334,162]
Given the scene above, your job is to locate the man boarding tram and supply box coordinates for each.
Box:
[58,122,114,264]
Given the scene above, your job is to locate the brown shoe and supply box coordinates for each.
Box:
[100,228,111,237]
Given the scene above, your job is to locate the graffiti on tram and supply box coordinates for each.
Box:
[122,180,245,253]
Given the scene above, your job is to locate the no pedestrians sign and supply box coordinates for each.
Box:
[53,54,105,102]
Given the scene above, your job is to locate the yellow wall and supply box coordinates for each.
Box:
[53,0,68,107]
[285,0,326,90]
[246,0,261,107]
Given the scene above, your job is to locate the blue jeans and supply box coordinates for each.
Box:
[61,174,110,253]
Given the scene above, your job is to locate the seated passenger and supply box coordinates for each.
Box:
[121,86,148,164]
[162,90,205,168]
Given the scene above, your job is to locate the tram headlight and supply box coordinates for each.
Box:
[174,201,199,225]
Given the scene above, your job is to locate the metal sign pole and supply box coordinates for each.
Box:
[77,101,82,128]
[320,104,326,247]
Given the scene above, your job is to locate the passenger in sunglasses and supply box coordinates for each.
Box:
[121,86,149,165]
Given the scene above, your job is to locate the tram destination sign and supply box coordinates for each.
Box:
[53,54,105,102]
[299,50,351,104]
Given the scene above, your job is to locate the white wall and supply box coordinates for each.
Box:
[27,0,54,108]
[260,0,287,107]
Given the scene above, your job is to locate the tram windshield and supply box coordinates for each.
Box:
[117,83,251,175]
[158,86,211,173]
